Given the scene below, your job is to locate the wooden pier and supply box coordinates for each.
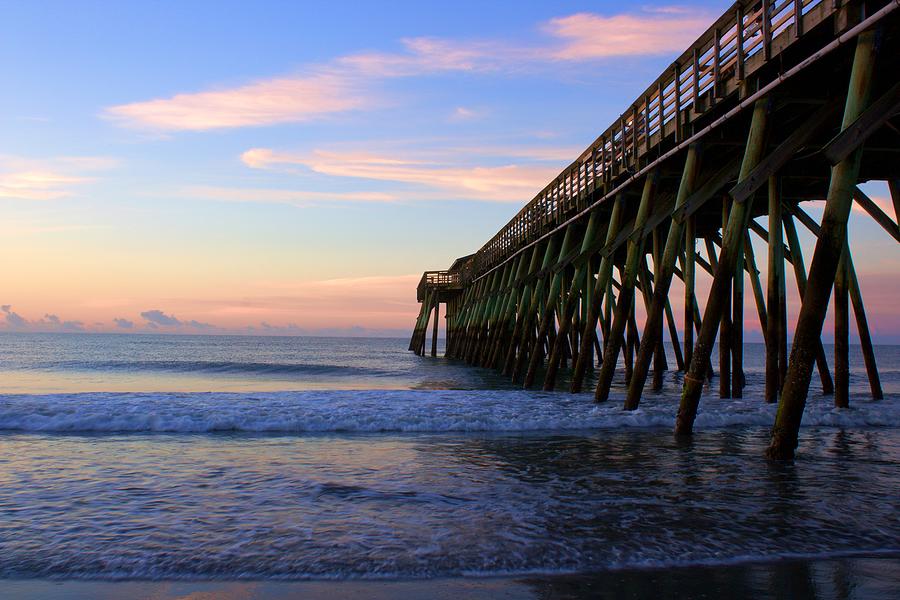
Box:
[411,0,900,459]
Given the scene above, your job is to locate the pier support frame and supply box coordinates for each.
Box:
[625,145,700,409]
[676,97,769,434]
[595,172,658,402]
[767,30,877,460]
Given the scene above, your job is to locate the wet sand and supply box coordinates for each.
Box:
[5,556,899,599]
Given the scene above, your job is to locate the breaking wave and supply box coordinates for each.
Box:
[0,389,896,433]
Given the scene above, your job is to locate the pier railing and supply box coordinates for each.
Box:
[472,0,835,279]
[417,270,461,302]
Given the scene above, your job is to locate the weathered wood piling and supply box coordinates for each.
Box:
[412,0,900,459]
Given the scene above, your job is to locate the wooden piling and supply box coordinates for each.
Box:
[766,176,784,402]
[847,255,883,400]
[625,145,699,408]
[571,196,626,393]
[767,30,877,460]
[511,232,566,382]
[524,225,581,388]
[782,211,834,394]
[834,248,850,408]
[431,299,440,358]
[595,172,659,402]
[732,209,745,398]
[542,212,602,390]
[743,234,768,350]
[676,98,769,435]
[684,217,696,368]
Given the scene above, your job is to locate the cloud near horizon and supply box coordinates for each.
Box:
[0,155,118,201]
[141,309,214,330]
[104,7,712,132]
[2,305,85,332]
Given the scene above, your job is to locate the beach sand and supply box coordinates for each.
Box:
[5,556,899,599]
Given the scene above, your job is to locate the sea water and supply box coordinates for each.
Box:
[0,333,897,580]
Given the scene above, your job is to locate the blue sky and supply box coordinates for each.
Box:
[1,0,897,339]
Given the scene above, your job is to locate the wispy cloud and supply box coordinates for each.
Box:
[542,11,710,60]
[104,7,711,132]
[0,155,118,200]
[106,73,366,131]
[450,106,479,121]
[182,185,397,207]
[240,147,560,203]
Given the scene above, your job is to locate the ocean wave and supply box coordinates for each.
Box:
[0,390,897,433]
[25,359,393,378]
[3,549,899,581]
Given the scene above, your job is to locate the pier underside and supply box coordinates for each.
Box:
[411,0,900,459]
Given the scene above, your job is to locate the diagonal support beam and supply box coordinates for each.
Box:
[889,179,900,225]
[853,186,900,243]
[823,79,900,165]
[730,102,839,204]
[673,157,742,222]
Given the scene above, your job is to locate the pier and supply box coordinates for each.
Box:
[411,0,900,459]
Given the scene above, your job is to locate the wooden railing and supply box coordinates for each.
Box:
[470,0,837,280]
[417,270,462,301]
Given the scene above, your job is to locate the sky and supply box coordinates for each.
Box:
[0,1,897,339]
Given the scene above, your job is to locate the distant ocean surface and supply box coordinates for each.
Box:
[0,333,898,582]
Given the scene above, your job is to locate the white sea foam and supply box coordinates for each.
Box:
[0,389,897,433]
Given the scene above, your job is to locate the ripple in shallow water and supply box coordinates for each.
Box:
[0,427,898,579]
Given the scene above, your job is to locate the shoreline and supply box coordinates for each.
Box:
[5,555,899,599]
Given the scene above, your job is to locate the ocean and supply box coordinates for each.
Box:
[0,333,898,596]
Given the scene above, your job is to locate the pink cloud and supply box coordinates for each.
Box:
[544,11,711,60]
[106,73,366,131]
[240,148,560,203]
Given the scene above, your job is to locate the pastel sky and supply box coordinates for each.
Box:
[1,1,897,339]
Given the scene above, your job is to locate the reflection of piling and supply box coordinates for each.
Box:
[411,1,900,459]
